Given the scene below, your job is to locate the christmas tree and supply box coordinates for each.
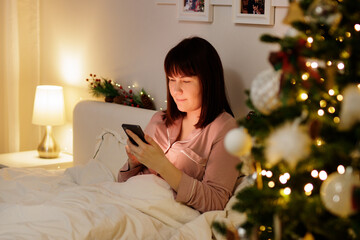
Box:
[217,0,360,239]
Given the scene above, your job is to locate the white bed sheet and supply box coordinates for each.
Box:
[0,159,238,240]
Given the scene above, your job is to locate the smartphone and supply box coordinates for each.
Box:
[122,124,148,146]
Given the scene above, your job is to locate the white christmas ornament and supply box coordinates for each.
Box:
[320,168,360,217]
[224,127,252,157]
[265,120,311,168]
[250,68,282,115]
[338,85,360,130]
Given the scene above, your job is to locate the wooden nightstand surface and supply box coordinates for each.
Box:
[0,150,73,170]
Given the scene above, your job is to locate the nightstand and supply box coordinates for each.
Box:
[0,150,73,170]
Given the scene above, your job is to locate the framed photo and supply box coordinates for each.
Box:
[178,0,213,22]
[232,0,274,25]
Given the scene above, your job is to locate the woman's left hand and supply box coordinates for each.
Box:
[125,130,168,173]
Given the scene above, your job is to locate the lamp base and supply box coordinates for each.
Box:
[37,125,60,159]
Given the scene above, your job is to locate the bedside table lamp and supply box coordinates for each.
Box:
[32,85,65,158]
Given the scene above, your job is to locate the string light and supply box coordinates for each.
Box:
[304,183,313,196]
[345,32,351,38]
[302,73,310,81]
[318,109,325,116]
[337,94,343,101]
[341,50,350,59]
[326,61,332,66]
[328,89,335,96]
[279,173,290,184]
[328,106,335,114]
[268,181,275,188]
[316,138,324,146]
[307,37,314,44]
[333,116,340,124]
[266,171,273,178]
[337,165,345,174]
[311,170,319,178]
[298,92,308,101]
[283,187,291,195]
[319,100,327,108]
[337,62,345,70]
[283,172,290,180]
[311,62,318,68]
[354,24,360,32]
[319,170,327,180]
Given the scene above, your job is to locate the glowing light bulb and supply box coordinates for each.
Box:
[283,187,291,195]
[337,94,343,101]
[261,170,267,176]
[334,116,340,124]
[328,106,335,114]
[319,100,327,108]
[326,61,332,66]
[337,165,345,174]
[268,181,275,188]
[311,170,319,178]
[302,73,310,80]
[299,93,308,101]
[279,175,288,184]
[337,62,345,70]
[304,183,313,193]
[328,89,335,96]
[283,173,290,180]
[318,109,325,116]
[355,24,360,32]
[307,37,314,43]
[316,138,323,146]
[319,170,327,180]
[311,62,318,68]
[266,171,273,178]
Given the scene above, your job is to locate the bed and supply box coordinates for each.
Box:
[0,100,246,239]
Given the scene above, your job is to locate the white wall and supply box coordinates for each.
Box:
[38,0,289,153]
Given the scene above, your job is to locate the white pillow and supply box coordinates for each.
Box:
[64,158,115,185]
[92,129,128,181]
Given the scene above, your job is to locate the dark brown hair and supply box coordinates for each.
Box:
[163,36,233,128]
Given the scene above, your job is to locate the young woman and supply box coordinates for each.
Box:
[118,37,240,213]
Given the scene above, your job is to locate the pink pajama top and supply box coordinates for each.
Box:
[118,111,240,213]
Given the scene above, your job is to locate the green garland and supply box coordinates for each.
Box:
[86,73,156,110]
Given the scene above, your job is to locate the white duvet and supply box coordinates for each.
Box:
[0,159,243,240]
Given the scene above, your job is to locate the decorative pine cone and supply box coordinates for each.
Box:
[141,94,155,110]
[105,96,114,102]
[113,95,125,104]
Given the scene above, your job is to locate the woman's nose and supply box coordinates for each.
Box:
[172,81,182,94]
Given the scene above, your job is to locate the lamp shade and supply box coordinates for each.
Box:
[32,85,65,126]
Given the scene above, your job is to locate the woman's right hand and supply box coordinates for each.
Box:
[125,144,141,169]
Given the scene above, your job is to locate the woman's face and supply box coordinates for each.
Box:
[168,75,202,115]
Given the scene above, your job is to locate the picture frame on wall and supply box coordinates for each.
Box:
[178,0,213,22]
[232,0,274,25]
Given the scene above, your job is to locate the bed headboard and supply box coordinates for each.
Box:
[73,100,157,166]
